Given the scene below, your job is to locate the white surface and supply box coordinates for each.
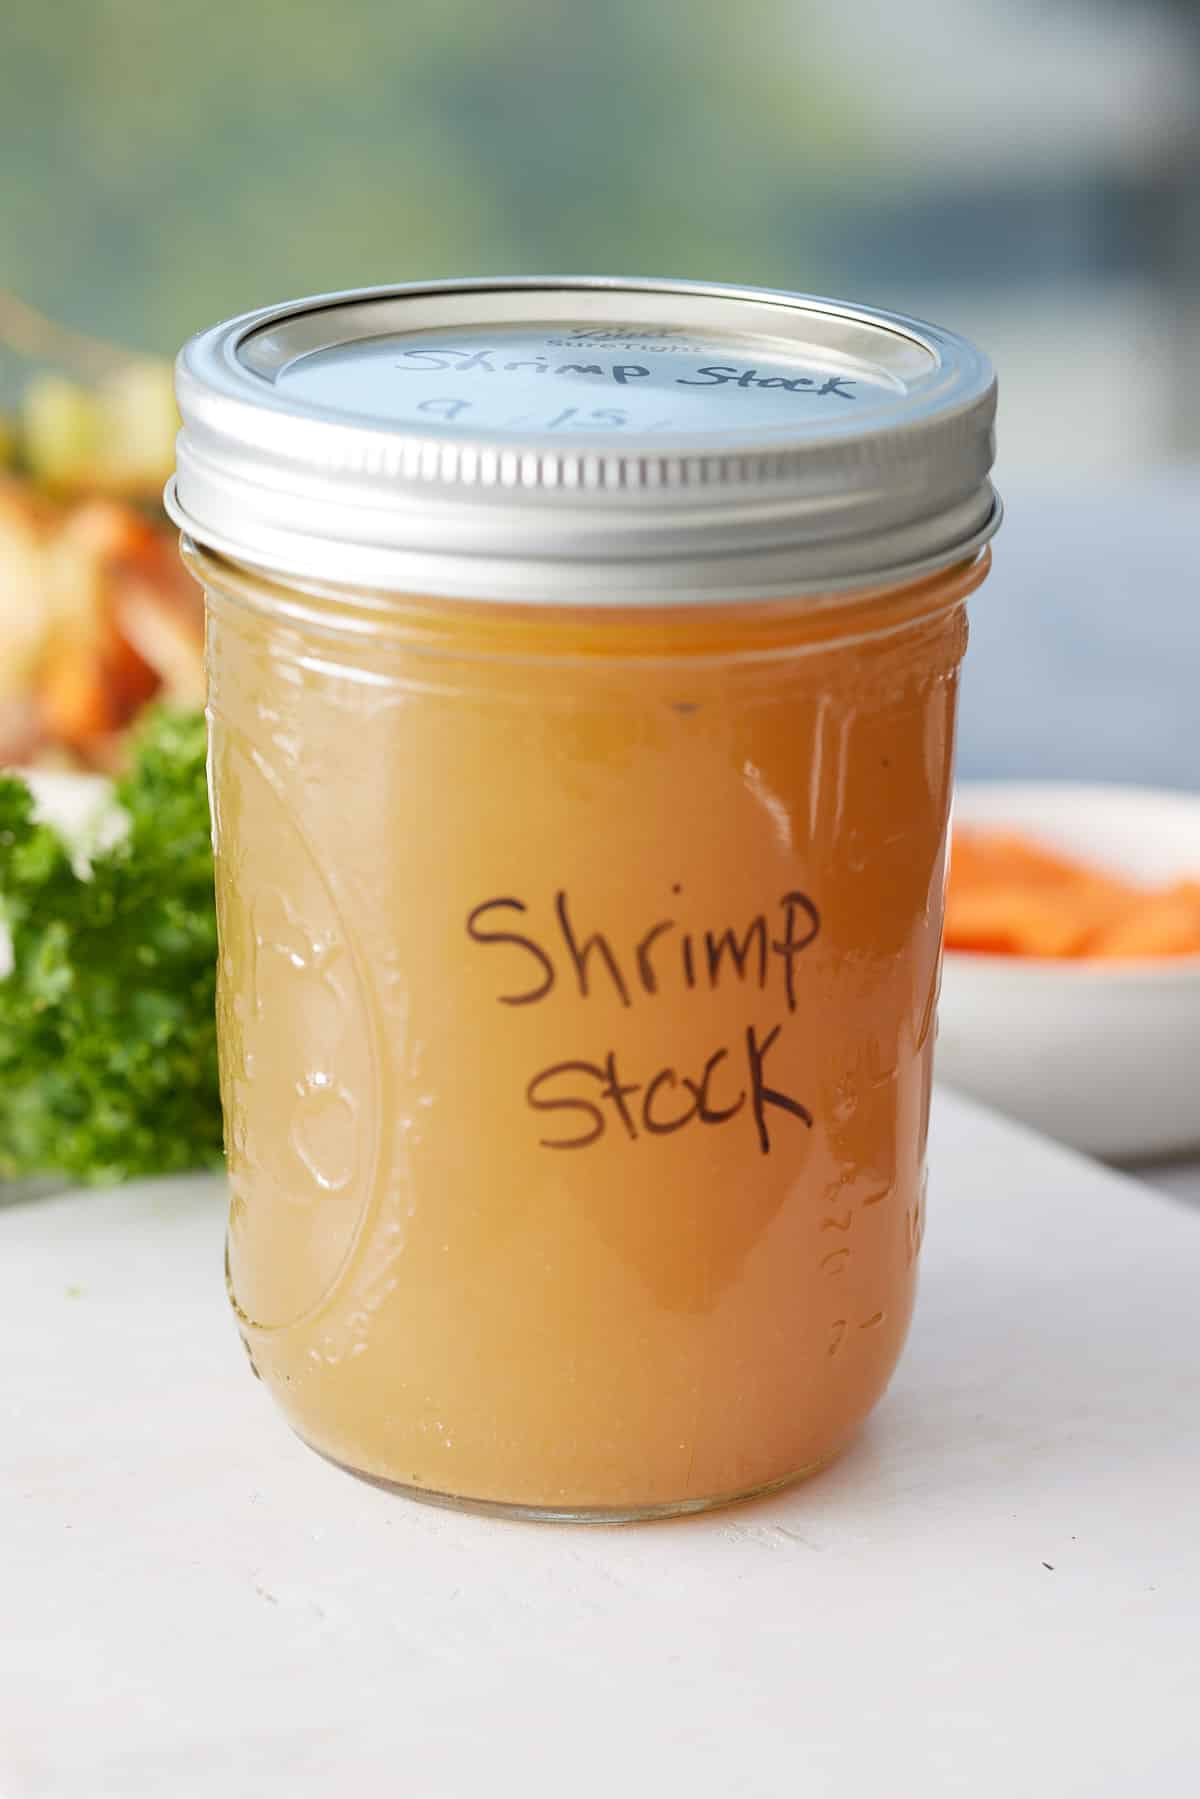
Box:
[3,1088,1200,1799]
[939,782,1200,1159]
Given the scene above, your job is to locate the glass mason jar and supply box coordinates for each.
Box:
[169,279,999,1520]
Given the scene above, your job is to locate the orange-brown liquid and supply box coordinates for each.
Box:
[199,550,987,1516]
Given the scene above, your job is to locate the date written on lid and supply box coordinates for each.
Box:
[276,324,906,438]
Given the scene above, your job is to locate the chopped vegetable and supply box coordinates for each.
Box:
[946,827,1200,961]
[0,294,196,770]
[1088,881,1200,959]
[21,374,102,492]
[19,361,178,499]
[0,478,204,770]
[0,708,222,1182]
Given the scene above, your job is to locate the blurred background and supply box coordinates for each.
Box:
[1,0,1198,779]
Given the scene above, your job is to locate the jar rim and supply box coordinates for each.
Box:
[185,535,992,667]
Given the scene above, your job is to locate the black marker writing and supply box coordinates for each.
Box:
[395,347,857,401]
[746,1023,813,1154]
[773,892,822,1013]
[676,366,857,400]
[465,898,555,1005]
[525,1060,606,1149]
[525,1028,800,1156]
[635,919,675,995]
[468,888,819,1013]
[417,397,471,421]
[684,1046,746,1126]
[704,918,768,989]
[470,884,821,1156]
[555,890,631,1008]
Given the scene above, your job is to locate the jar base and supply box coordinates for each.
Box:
[300,1435,844,1523]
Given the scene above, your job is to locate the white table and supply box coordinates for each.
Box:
[4,1087,1199,1798]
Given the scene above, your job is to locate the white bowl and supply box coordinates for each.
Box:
[937,782,1200,1161]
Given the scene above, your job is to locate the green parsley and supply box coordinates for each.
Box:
[0,709,223,1183]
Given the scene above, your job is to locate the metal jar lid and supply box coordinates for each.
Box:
[166,276,999,605]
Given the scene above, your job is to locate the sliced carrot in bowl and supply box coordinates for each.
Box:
[945,828,1200,961]
[1086,883,1200,960]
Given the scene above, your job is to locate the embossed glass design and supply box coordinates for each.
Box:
[193,548,990,1519]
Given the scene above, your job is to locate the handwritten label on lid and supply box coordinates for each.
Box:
[272,323,912,439]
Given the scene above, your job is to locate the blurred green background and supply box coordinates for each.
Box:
[4,0,1199,476]
[3,2,862,344]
